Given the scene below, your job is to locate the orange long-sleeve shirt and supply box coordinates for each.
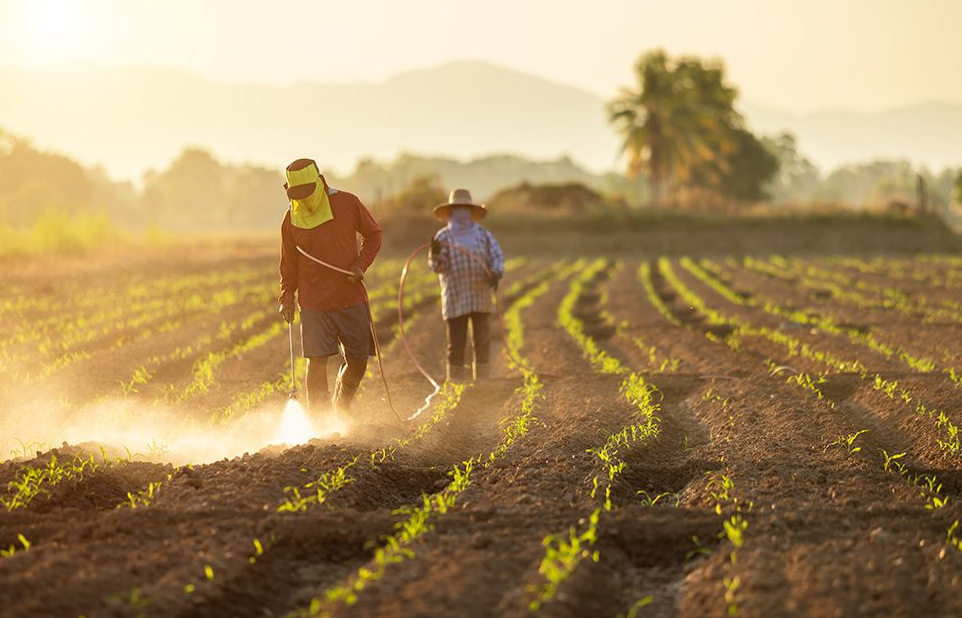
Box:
[279,189,382,311]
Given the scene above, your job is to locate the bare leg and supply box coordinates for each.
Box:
[305,355,329,413]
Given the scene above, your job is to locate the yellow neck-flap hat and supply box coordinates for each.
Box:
[284,158,333,229]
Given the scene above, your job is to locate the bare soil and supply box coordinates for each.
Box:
[3,225,962,617]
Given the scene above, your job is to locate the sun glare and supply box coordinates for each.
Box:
[22,0,83,64]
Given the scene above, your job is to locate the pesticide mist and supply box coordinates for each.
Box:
[0,394,348,465]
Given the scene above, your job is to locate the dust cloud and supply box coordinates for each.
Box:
[0,395,348,465]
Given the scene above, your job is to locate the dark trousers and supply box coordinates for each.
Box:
[446,312,490,367]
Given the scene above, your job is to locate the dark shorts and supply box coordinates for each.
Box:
[300,302,374,359]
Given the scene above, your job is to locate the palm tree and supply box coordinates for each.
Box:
[608,50,672,204]
[608,50,741,206]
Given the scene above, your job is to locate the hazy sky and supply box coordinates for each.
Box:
[1,0,960,114]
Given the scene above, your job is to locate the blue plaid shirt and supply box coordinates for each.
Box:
[429,225,505,319]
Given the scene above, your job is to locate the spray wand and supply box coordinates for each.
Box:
[397,240,533,419]
[287,319,298,400]
[289,240,522,422]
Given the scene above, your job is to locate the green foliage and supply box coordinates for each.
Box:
[0,210,118,257]
[0,129,97,226]
[141,147,284,230]
[557,259,627,374]
[638,261,681,326]
[880,449,947,509]
[691,127,780,204]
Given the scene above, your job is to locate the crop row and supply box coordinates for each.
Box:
[745,256,962,327]
[651,258,962,611]
[530,258,662,611]
[664,258,962,459]
[1,257,415,383]
[827,255,962,292]
[289,261,561,616]
[0,263,277,335]
[653,258,962,552]
[169,260,555,612]
[0,266,276,360]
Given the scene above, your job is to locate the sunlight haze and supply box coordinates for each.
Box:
[2,0,960,113]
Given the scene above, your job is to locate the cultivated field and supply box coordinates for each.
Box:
[4,238,962,617]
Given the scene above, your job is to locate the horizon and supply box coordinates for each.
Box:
[7,58,962,117]
[2,58,961,185]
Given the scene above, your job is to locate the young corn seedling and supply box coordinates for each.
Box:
[685,535,713,560]
[724,576,741,616]
[530,509,601,611]
[823,430,868,455]
[618,596,654,618]
[637,490,680,507]
[880,449,947,509]
[0,533,31,558]
[1,453,100,511]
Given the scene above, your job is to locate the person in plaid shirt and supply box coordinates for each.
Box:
[428,189,505,382]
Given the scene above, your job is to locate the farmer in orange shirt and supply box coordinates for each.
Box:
[278,158,382,420]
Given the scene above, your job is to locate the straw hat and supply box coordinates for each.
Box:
[433,188,487,222]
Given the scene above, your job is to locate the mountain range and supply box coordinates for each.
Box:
[0,61,959,181]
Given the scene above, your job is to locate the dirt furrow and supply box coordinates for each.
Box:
[691,259,962,470]
[318,273,624,617]
[738,257,962,382]
[598,260,962,617]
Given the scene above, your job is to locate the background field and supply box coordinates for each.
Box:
[3,216,962,617]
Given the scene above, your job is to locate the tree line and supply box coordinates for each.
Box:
[2,47,962,230]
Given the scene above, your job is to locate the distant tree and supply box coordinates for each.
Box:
[955,170,962,204]
[489,181,617,212]
[761,133,821,205]
[226,164,287,229]
[142,148,227,229]
[0,129,94,225]
[140,148,287,230]
[335,153,603,206]
[607,49,742,205]
[691,128,780,205]
[386,175,447,214]
[816,160,916,208]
